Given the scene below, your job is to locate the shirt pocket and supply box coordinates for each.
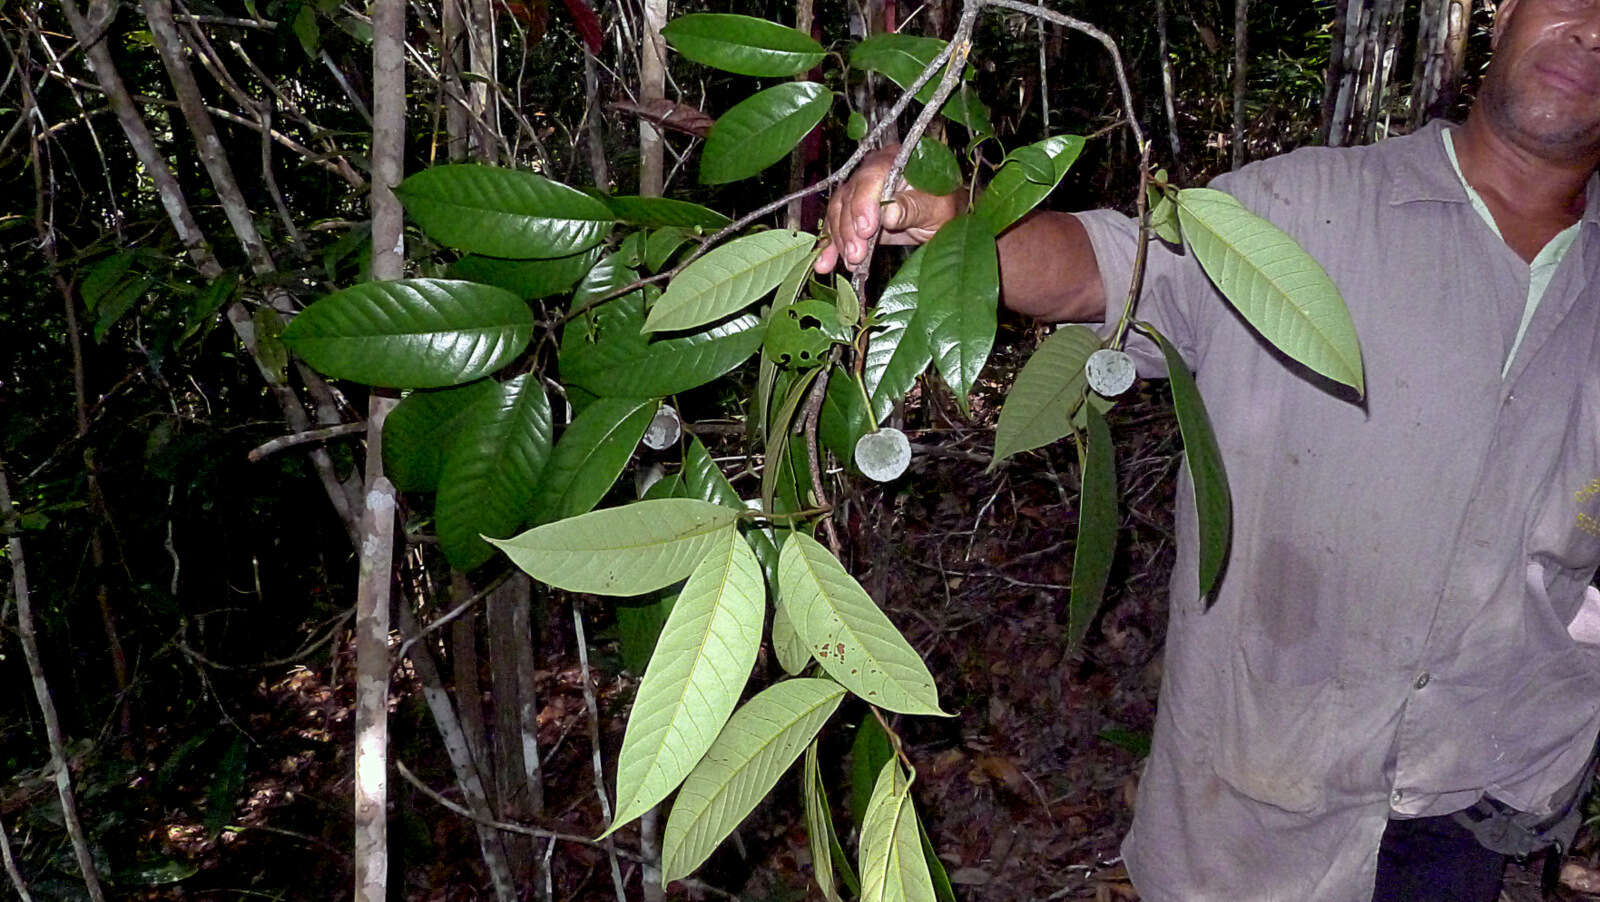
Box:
[1525,374,1600,626]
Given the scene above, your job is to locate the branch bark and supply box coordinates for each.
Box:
[0,460,106,902]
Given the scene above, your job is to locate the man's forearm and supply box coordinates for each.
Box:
[996,211,1106,323]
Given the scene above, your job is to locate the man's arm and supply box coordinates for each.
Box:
[815,146,1106,322]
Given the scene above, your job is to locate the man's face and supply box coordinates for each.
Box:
[1479,0,1600,162]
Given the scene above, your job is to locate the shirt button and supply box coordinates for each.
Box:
[1415,672,1431,690]
[1391,789,1404,807]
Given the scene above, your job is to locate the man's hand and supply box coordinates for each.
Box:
[815,144,964,274]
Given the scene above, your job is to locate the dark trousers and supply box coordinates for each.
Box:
[1370,814,1507,902]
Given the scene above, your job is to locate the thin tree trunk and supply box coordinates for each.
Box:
[488,577,536,887]
[0,814,29,902]
[1230,0,1249,170]
[583,52,611,190]
[449,574,491,795]
[0,460,106,902]
[468,0,499,161]
[62,0,362,546]
[1156,0,1183,177]
[18,50,132,742]
[396,604,517,901]
[639,0,668,195]
[354,0,406,897]
[785,0,816,230]
[442,0,470,162]
[1409,0,1470,128]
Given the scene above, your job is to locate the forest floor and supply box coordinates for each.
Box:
[103,326,1600,901]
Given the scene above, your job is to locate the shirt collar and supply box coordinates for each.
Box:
[1387,118,1600,225]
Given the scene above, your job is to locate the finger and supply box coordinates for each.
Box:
[815,239,839,274]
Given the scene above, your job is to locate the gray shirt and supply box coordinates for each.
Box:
[1077,120,1600,900]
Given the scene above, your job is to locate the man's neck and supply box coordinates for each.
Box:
[1453,114,1594,261]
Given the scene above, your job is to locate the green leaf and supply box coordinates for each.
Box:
[533,397,656,524]
[447,247,603,300]
[562,292,765,397]
[646,229,816,333]
[491,498,740,595]
[384,379,502,492]
[771,601,813,675]
[904,138,961,196]
[662,13,826,77]
[617,593,675,674]
[282,279,533,388]
[682,436,780,588]
[848,35,989,136]
[847,111,868,140]
[973,135,1085,234]
[804,742,844,902]
[661,678,847,883]
[1147,186,1181,245]
[992,324,1099,463]
[864,247,931,422]
[395,164,615,258]
[1069,405,1117,649]
[859,759,935,902]
[701,83,832,185]
[1146,325,1231,603]
[251,307,289,382]
[435,375,554,570]
[820,365,870,469]
[761,368,820,513]
[850,714,895,827]
[778,533,945,716]
[602,195,733,230]
[917,215,998,415]
[835,275,861,327]
[1175,187,1364,394]
[646,227,693,273]
[920,816,957,902]
[609,528,765,830]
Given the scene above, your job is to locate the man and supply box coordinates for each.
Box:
[817,1,1600,899]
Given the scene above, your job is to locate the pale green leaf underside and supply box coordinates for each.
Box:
[610,529,765,830]
[661,678,846,882]
[646,230,817,333]
[1175,187,1364,394]
[491,499,739,596]
[770,598,812,675]
[804,743,844,902]
[282,279,533,389]
[859,759,935,902]
[992,324,1099,463]
[777,532,945,716]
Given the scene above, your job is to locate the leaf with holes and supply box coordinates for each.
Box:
[662,13,826,77]
[974,134,1085,234]
[917,215,998,415]
[533,397,656,524]
[1145,324,1231,602]
[282,279,533,388]
[1069,405,1117,649]
[992,324,1099,464]
[778,532,945,715]
[858,759,935,902]
[607,528,764,832]
[1176,187,1364,394]
[661,678,846,882]
[395,164,614,258]
[647,229,816,333]
[491,498,740,596]
[700,83,832,185]
[435,375,553,570]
